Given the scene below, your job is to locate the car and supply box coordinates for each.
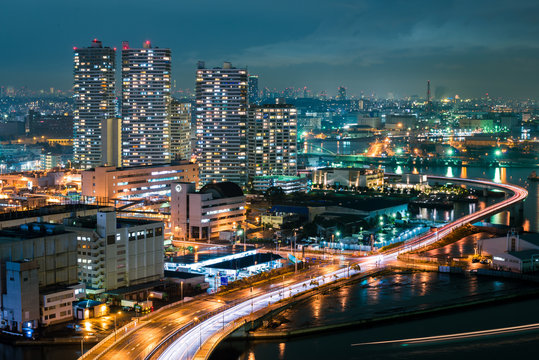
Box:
[472,258,480,263]
[480,259,490,264]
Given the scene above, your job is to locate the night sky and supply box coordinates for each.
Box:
[2,0,539,99]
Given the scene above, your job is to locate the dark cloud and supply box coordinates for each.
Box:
[1,0,539,98]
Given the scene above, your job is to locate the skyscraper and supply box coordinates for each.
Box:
[170,99,191,160]
[337,86,347,100]
[121,41,172,167]
[247,103,297,180]
[195,61,248,185]
[248,75,259,104]
[73,39,117,169]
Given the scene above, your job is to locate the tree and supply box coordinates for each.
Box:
[264,186,285,204]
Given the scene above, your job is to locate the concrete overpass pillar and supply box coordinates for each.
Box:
[483,188,488,197]
[508,204,524,228]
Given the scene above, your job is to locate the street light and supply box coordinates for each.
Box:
[193,317,202,348]
[181,281,184,303]
[80,335,88,356]
[113,311,122,341]
[237,228,245,251]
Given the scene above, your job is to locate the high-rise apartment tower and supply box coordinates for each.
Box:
[170,99,191,160]
[247,103,297,180]
[73,39,118,169]
[195,61,248,185]
[121,41,172,166]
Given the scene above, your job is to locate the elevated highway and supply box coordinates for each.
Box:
[81,176,527,360]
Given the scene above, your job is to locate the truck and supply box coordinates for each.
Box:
[134,300,153,313]
[149,291,166,300]
[120,299,137,311]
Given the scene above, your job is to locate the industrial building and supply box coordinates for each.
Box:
[0,223,78,332]
[64,211,165,293]
[480,232,539,273]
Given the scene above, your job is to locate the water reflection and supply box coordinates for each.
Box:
[278,343,285,360]
[416,208,454,222]
[493,167,502,183]
[446,166,454,178]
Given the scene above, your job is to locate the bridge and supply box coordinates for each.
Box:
[79,176,527,360]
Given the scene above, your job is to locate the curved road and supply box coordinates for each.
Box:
[156,176,527,360]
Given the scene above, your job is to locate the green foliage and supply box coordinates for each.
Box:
[380,240,404,252]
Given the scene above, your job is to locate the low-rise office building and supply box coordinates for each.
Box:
[81,161,199,200]
[65,211,164,293]
[252,175,309,194]
[40,287,77,326]
[312,168,384,189]
[261,212,301,229]
[170,182,246,241]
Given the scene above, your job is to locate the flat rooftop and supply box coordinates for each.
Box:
[508,249,539,261]
[64,214,162,229]
[87,160,193,172]
[520,233,539,247]
[164,271,205,280]
[0,222,70,242]
[103,280,163,296]
[207,253,283,270]
[0,204,104,223]
[166,246,255,265]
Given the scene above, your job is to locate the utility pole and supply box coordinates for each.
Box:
[293,230,297,273]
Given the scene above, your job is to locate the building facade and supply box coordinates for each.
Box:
[73,39,118,169]
[195,61,248,185]
[121,41,172,167]
[312,168,384,189]
[81,161,198,200]
[65,211,164,292]
[252,175,309,194]
[248,75,259,104]
[2,260,40,333]
[480,232,539,273]
[247,104,297,181]
[170,182,246,241]
[0,223,78,332]
[170,99,191,160]
[40,288,77,327]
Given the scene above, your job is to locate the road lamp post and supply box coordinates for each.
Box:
[80,335,87,356]
[293,230,297,273]
[113,311,121,341]
[193,316,202,348]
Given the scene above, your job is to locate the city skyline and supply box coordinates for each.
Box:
[2,1,539,99]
